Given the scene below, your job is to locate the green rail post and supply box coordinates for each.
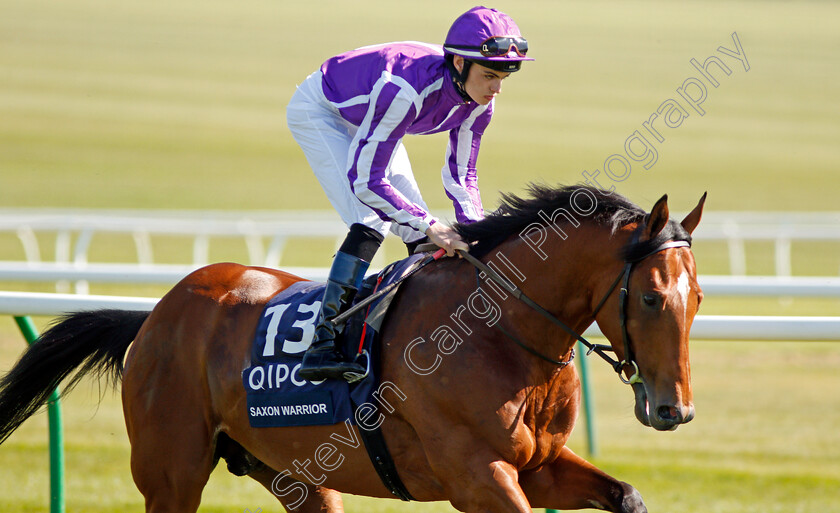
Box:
[13,315,65,513]
[576,341,598,457]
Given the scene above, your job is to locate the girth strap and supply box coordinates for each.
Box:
[355,423,415,501]
[346,259,421,502]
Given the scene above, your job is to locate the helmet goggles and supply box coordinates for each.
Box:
[445,35,530,60]
[480,36,528,57]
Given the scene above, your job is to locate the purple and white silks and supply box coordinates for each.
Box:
[317,41,492,233]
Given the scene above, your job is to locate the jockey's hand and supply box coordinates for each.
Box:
[425,222,469,257]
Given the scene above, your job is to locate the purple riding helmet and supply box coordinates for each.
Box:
[443,6,533,99]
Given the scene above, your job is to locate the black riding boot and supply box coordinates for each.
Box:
[299,251,370,381]
[300,222,385,381]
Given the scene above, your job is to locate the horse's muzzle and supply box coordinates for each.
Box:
[632,383,695,431]
[653,403,695,429]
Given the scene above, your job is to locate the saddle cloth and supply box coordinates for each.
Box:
[242,253,426,428]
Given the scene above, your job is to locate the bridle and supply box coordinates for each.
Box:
[460,228,691,386]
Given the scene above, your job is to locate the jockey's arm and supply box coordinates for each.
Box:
[348,86,480,256]
[441,104,493,225]
[347,89,440,234]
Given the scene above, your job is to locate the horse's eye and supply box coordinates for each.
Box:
[642,294,659,307]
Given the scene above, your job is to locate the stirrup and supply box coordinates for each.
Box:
[298,345,367,382]
[342,350,371,383]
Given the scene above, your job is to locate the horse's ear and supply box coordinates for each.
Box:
[643,194,670,239]
[680,192,707,235]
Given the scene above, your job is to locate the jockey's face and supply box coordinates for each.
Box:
[454,56,511,105]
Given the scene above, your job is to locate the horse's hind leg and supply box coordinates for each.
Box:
[125,405,216,512]
[122,357,217,511]
[519,446,647,513]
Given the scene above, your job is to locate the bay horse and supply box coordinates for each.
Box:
[0,185,705,513]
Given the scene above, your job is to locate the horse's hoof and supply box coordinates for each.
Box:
[619,482,647,513]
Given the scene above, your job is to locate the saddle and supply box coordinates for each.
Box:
[242,253,430,500]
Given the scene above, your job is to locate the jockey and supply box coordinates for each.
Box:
[287,6,533,381]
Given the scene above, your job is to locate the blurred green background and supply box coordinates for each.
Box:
[2,0,837,214]
[1,0,839,512]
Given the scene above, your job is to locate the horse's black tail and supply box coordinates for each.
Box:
[0,309,150,445]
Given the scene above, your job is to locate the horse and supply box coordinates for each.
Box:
[0,184,705,513]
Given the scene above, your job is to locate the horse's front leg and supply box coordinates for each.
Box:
[415,432,533,513]
[518,446,646,513]
[445,456,533,513]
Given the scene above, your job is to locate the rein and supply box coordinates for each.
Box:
[457,233,691,385]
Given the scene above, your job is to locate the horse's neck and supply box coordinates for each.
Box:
[476,226,618,434]
[498,223,612,331]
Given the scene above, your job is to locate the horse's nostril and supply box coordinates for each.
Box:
[656,405,680,422]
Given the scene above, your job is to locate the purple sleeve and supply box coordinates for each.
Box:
[348,78,437,233]
[442,102,493,224]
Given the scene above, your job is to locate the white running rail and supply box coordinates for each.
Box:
[2,262,840,297]
[3,209,840,277]
[1,291,837,341]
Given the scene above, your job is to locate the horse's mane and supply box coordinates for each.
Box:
[454,183,691,259]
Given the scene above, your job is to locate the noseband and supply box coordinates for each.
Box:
[461,229,691,385]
